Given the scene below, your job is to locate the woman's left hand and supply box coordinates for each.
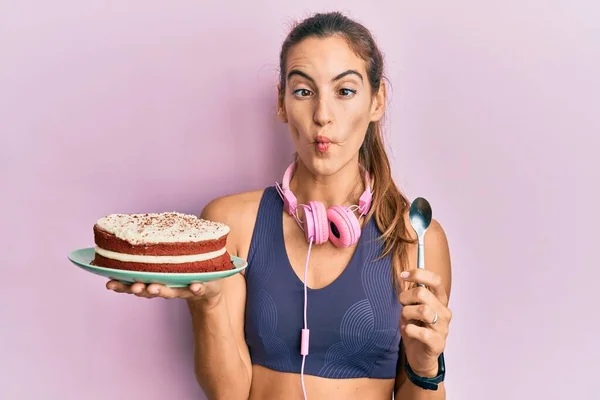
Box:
[399,268,452,377]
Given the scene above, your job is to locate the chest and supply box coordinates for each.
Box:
[282,215,358,290]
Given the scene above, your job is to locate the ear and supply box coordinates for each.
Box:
[369,80,387,122]
[277,84,288,123]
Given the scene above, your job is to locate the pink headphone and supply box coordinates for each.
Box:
[275,161,374,248]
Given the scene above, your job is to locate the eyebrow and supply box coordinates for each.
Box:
[287,69,364,84]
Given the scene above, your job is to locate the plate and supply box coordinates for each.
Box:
[68,247,247,287]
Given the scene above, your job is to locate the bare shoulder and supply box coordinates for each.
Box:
[200,189,266,259]
[200,189,265,222]
[402,212,452,298]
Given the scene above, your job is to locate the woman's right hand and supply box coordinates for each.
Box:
[106,279,222,302]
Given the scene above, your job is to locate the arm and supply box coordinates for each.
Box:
[395,218,452,399]
[394,344,446,400]
[188,196,252,400]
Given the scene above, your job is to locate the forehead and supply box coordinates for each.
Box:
[285,35,367,79]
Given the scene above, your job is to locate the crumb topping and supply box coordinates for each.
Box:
[95,212,229,244]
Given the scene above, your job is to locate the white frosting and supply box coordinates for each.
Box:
[95,212,230,244]
[95,246,227,264]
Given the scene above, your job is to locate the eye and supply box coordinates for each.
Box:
[293,88,313,97]
[338,88,357,97]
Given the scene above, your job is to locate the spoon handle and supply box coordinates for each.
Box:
[417,239,425,288]
[417,241,425,268]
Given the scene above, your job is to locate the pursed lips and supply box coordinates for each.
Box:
[314,135,331,153]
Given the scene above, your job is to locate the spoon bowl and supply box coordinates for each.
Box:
[409,197,432,241]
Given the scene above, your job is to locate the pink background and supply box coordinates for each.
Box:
[1,1,598,399]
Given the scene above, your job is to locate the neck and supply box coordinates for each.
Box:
[289,158,365,209]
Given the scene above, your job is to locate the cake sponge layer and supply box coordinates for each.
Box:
[92,252,233,273]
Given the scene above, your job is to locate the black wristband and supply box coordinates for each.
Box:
[403,352,446,391]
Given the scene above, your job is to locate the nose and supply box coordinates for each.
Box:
[313,97,333,126]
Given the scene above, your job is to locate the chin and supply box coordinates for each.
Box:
[298,151,345,177]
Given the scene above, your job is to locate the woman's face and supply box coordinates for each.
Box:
[278,35,385,177]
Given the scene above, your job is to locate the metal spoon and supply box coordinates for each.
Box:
[409,197,432,287]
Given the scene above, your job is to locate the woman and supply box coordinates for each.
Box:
[107,11,452,400]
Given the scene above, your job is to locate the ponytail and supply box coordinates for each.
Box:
[360,121,414,294]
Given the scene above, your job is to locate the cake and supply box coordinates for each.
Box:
[91,212,233,273]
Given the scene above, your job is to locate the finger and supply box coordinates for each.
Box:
[146,284,188,299]
[399,285,442,309]
[402,304,449,335]
[106,280,131,293]
[399,286,453,325]
[402,304,442,330]
[401,323,445,355]
[189,282,207,296]
[130,282,151,298]
[400,269,448,305]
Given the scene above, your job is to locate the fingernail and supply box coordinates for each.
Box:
[148,287,158,295]
[400,271,409,278]
[191,284,200,292]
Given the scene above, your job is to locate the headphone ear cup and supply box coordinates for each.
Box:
[303,201,329,245]
[313,201,329,245]
[327,206,361,248]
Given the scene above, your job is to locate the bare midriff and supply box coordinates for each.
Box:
[249,365,395,400]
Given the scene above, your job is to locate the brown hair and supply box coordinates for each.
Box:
[278,12,414,292]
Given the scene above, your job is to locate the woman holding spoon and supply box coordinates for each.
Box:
[107,11,453,400]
